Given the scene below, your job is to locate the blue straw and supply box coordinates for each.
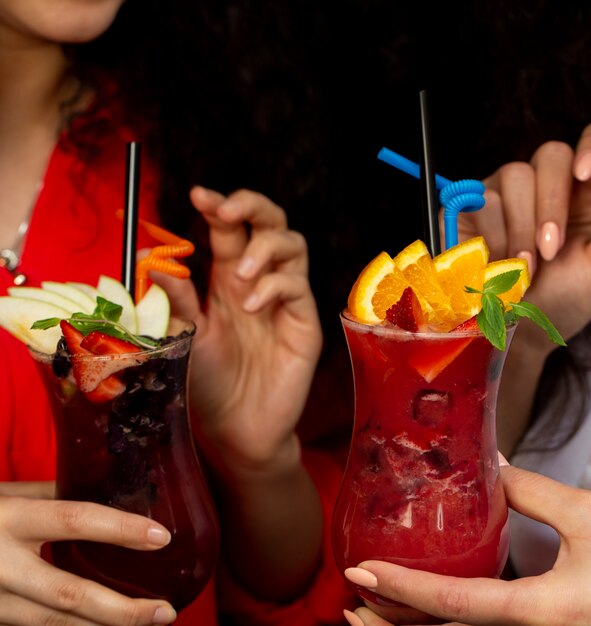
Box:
[377,146,485,250]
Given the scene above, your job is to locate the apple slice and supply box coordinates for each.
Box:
[97,275,138,333]
[41,281,95,313]
[0,297,70,353]
[136,283,170,338]
[8,287,80,314]
[67,282,104,303]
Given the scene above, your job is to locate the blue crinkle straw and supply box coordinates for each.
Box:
[377,146,486,251]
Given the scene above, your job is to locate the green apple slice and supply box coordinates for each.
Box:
[8,287,80,314]
[41,281,95,313]
[136,283,171,338]
[0,297,69,353]
[97,275,138,333]
[67,282,104,303]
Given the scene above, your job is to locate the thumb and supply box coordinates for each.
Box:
[501,465,587,536]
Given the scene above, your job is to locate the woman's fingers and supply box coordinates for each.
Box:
[236,230,308,280]
[500,465,591,537]
[346,562,527,626]
[530,141,573,260]
[1,498,170,550]
[191,186,287,264]
[2,555,176,626]
[573,123,591,181]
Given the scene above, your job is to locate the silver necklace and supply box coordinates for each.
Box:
[0,181,43,285]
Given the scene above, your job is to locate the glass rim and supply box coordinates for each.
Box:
[29,317,196,363]
[340,309,516,340]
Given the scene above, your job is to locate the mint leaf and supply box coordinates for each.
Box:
[31,318,61,330]
[509,301,566,347]
[31,295,158,349]
[477,292,506,351]
[93,297,122,323]
[482,270,521,296]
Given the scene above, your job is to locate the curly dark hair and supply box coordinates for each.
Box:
[64,0,591,446]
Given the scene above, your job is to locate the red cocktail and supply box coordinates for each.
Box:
[333,313,513,619]
[32,319,219,611]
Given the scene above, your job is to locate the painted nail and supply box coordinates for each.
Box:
[344,567,378,589]
[537,221,560,261]
[498,451,511,467]
[152,606,177,624]
[236,256,256,279]
[516,250,536,277]
[575,152,591,181]
[242,293,259,311]
[147,526,171,546]
[343,609,365,626]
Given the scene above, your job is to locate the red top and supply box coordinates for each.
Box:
[0,108,355,623]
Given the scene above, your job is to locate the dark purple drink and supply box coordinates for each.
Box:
[32,319,219,610]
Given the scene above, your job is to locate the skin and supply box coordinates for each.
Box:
[341,127,591,626]
[458,130,591,456]
[0,0,324,621]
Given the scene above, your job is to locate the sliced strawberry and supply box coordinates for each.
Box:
[452,315,479,332]
[409,316,479,383]
[59,323,145,403]
[60,320,90,356]
[386,287,426,332]
[85,375,126,404]
[81,331,141,355]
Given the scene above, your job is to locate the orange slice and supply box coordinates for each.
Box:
[483,258,530,306]
[393,240,454,329]
[433,236,489,321]
[347,251,398,323]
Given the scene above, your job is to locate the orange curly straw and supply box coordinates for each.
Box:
[116,210,195,302]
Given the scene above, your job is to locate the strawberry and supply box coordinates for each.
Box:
[386,287,425,332]
[452,315,479,332]
[81,331,141,355]
[60,323,144,403]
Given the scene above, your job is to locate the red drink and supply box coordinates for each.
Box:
[32,319,219,611]
[333,313,513,618]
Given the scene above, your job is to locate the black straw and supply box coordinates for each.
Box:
[122,142,141,302]
[419,91,441,256]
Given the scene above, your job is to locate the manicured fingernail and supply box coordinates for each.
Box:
[153,605,177,624]
[575,152,591,181]
[236,256,256,279]
[343,609,365,626]
[147,526,171,546]
[498,451,511,467]
[242,293,259,311]
[344,567,378,589]
[516,250,536,277]
[537,221,560,261]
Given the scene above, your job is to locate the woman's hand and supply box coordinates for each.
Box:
[455,127,591,454]
[343,464,591,626]
[458,128,591,343]
[151,186,323,601]
[154,186,322,472]
[0,496,176,625]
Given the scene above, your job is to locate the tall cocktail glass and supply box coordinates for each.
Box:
[333,312,514,623]
[31,318,219,611]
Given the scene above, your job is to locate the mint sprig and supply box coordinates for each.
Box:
[31,296,158,348]
[465,271,566,351]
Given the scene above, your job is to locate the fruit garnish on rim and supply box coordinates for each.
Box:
[0,277,172,403]
[347,236,565,380]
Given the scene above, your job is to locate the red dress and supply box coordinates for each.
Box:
[0,110,355,623]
